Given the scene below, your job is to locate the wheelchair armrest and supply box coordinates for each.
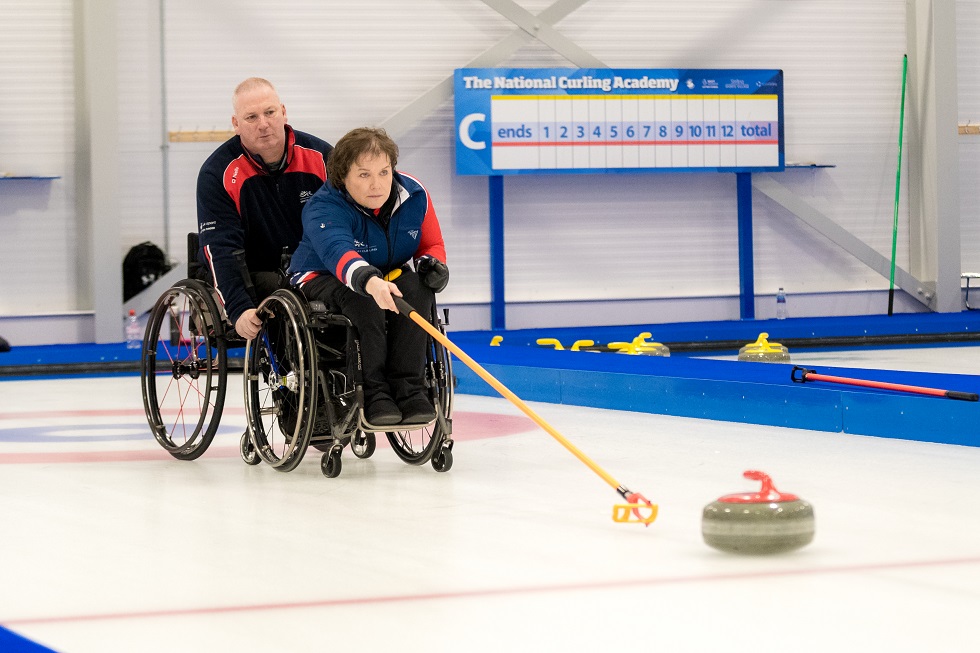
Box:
[317,314,353,329]
[320,314,353,327]
[302,299,352,327]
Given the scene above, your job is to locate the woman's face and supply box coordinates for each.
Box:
[344,151,393,210]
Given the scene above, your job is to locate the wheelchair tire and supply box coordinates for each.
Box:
[431,445,453,472]
[240,431,261,466]
[243,289,317,472]
[386,309,455,466]
[320,447,343,478]
[141,279,227,461]
[350,430,376,459]
[385,406,449,465]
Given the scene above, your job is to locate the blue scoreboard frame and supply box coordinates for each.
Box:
[454,68,784,176]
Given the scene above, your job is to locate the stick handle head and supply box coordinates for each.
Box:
[393,295,415,316]
[791,366,813,383]
[946,390,979,402]
[612,492,659,526]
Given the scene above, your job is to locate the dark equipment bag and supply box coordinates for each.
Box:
[123,241,172,300]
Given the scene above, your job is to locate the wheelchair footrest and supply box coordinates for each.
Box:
[360,412,437,432]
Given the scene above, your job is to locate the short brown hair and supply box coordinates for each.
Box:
[327,127,399,192]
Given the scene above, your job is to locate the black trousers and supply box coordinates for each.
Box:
[299,271,435,404]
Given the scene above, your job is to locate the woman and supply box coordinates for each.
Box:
[289,127,449,426]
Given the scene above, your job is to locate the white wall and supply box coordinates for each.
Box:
[0,0,976,345]
[0,1,82,342]
[958,0,980,279]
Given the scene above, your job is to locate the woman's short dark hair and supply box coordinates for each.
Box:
[327,127,399,192]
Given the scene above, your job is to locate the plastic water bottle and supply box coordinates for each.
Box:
[775,287,787,320]
[125,309,142,349]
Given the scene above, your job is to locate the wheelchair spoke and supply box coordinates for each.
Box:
[385,422,443,466]
[170,381,195,443]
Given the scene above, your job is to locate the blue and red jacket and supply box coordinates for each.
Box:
[289,170,446,293]
[197,126,331,324]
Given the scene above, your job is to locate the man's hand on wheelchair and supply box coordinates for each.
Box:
[416,256,449,292]
[236,308,264,340]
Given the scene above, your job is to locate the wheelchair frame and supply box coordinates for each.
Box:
[140,250,455,476]
[239,287,455,476]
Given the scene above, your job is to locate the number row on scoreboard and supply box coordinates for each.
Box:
[492,121,775,144]
[490,95,778,145]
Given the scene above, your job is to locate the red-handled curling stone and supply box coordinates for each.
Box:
[702,470,814,554]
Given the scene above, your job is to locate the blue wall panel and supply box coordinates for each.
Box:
[452,342,978,447]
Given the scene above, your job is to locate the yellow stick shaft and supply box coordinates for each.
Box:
[403,306,622,491]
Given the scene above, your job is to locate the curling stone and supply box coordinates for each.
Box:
[737,332,790,363]
[702,470,814,554]
[536,337,564,350]
[607,332,671,357]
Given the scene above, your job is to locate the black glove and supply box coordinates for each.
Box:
[416,256,449,292]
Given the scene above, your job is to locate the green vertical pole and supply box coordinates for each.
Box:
[888,54,908,316]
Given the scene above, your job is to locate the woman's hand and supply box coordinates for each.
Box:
[365,275,402,312]
[416,256,449,292]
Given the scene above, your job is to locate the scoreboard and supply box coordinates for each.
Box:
[454,68,784,176]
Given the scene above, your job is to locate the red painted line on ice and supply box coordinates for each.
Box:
[0,408,149,420]
[0,412,534,464]
[0,408,247,421]
[5,555,979,626]
[0,449,177,464]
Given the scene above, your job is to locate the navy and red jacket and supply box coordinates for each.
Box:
[197,125,332,324]
[289,170,446,293]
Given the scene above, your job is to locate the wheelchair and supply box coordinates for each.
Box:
[139,236,455,477]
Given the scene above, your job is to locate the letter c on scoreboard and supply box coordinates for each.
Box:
[459,113,487,150]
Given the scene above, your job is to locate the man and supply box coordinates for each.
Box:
[197,77,332,339]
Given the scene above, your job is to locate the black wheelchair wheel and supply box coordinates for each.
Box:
[240,431,261,466]
[141,279,227,461]
[431,445,453,472]
[320,447,342,478]
[350,430,376,459]
[385,406,448,465]
[386,309,454,466]
[243,289,317,472]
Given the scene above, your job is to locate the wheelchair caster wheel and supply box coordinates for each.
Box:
[431,446,453,472]
[240,432,261,466]
[321,447,342,478]
[351,430,376,459]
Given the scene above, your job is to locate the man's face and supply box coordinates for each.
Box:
[232,86,287,164]
[344,152,393,210]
